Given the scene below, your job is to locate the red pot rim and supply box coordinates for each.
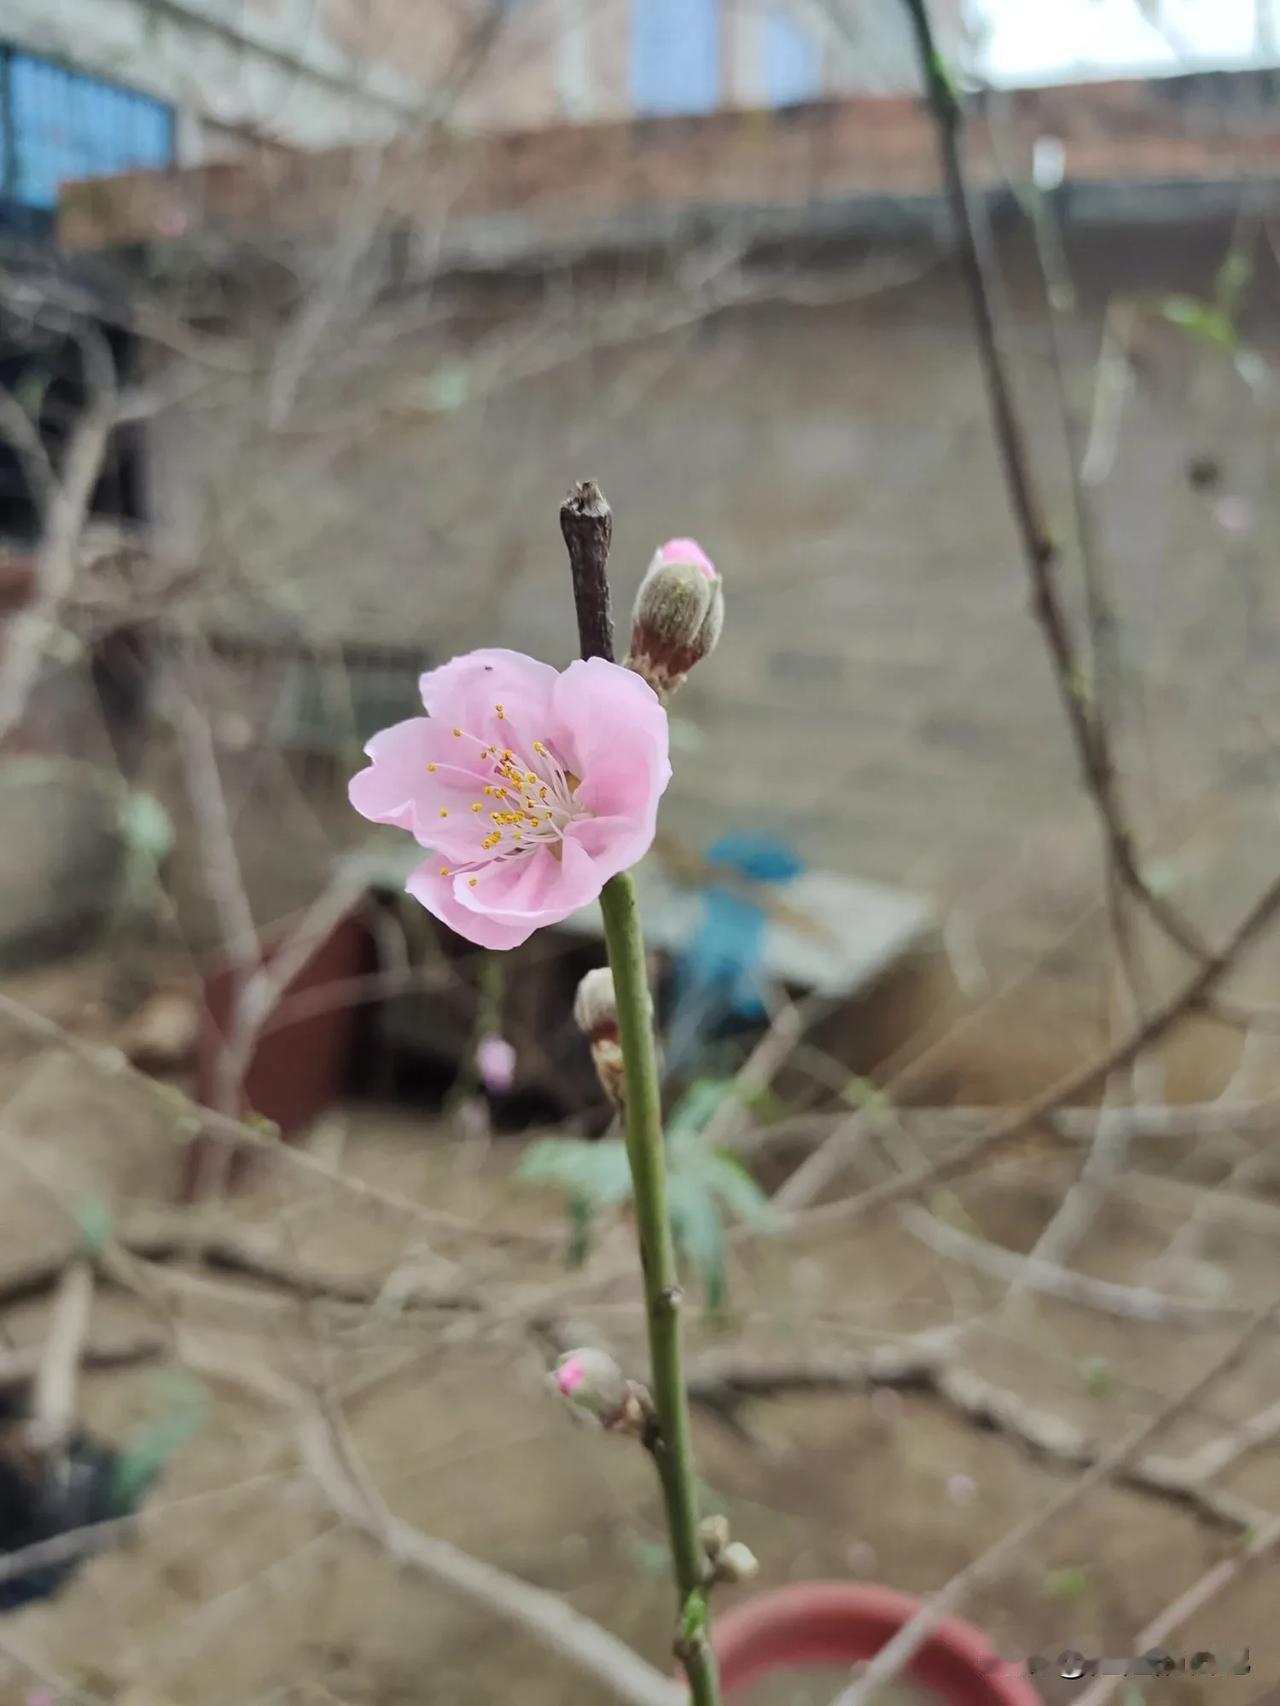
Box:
[707,1581,1040,1706]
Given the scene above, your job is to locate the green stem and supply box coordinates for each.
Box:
[599,870,721,1706]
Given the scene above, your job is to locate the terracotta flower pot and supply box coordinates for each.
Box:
[709,1582,1039,1706]
[187,904,375,1196]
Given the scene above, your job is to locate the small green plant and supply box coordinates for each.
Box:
[520,1076,776,1309]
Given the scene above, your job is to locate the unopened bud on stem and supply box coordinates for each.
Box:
[573,967,619,1044]
[626,537,723,701]
[714,1541,759,1584]
[550,1347,650,1433]
[698,1514,731,1561]
[574,966,640,1110]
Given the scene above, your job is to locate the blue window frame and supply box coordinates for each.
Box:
[763,9,821,107]
[630,0,721,116]
[1,47,174,216]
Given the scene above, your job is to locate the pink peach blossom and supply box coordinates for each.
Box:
[350,648,670,949]
[476,1033,517,1094]
[657,537,717,579]
[556,1357,586,1396]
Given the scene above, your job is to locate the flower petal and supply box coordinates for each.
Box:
[548,658,671,807]
[350,717,504,855]
[419,648,558,750]
[564,812,658,886]
[545,659,671,848]
[405,860,540,949]
[461,839,602,927]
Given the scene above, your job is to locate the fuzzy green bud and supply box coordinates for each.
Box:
[626,537,723,700]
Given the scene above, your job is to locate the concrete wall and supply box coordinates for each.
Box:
[133,216,1280,979]
[51,70,1280,982]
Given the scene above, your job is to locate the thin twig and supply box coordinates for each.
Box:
[897,0,1217,972]
[559,479,616,664]
[0,325,117,743]
[0,1215,482,1317]
[827,1292,1280,1706]
[0,988,550,1247]
[790,862,1280,1233]
[300,1409,682,1706]
[26,1261,94,1458]
[1069,1516,1280,1706]
[687,1345,1274,1535]
[899,1205,1269,1328]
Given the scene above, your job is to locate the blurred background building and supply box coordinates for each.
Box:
[0,1,977,236]
[5,0,1280,971]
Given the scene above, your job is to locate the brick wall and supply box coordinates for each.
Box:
[59,71,1280,255]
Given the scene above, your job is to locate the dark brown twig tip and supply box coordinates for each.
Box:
[560,479,615,664]
[562,478,611,523]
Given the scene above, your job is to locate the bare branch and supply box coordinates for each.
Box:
[828,1292,1280,1706]
[300,1409,683,1706]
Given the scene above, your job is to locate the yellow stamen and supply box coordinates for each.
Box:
[471,802,482,813]
[427,762,437,772]
[452,728,462,737]
[468,877,478,888]
[439,808,448,818]
[533,741,546,754]
[495,704,505,719]
[439,866,449,877]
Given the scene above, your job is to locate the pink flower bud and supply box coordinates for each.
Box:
[626,537,723,701]
[658,537,717,579]
[550,1347,630,1423]
[476,1033,517,1095]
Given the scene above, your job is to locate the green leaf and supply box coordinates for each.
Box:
[1080,1356,1116,1399]
[518,1137,633,1209]
[1160,295,1237,351]
[668,1174,727,1312]
[566,1194,593,1268]
[740,1082,791,1126]
[1214,246,1253,321]
[680,1588,709,1646]
[1043,1564,1092,1604]
[699,1149,775,1227]
[76,1197,113,1255]
[666,1077,735,1146]
[109,1373,207,1514]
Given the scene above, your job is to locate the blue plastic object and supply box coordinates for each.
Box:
[666,832,804,1068]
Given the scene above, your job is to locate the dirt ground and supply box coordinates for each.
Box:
[1,957,1278,1706]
